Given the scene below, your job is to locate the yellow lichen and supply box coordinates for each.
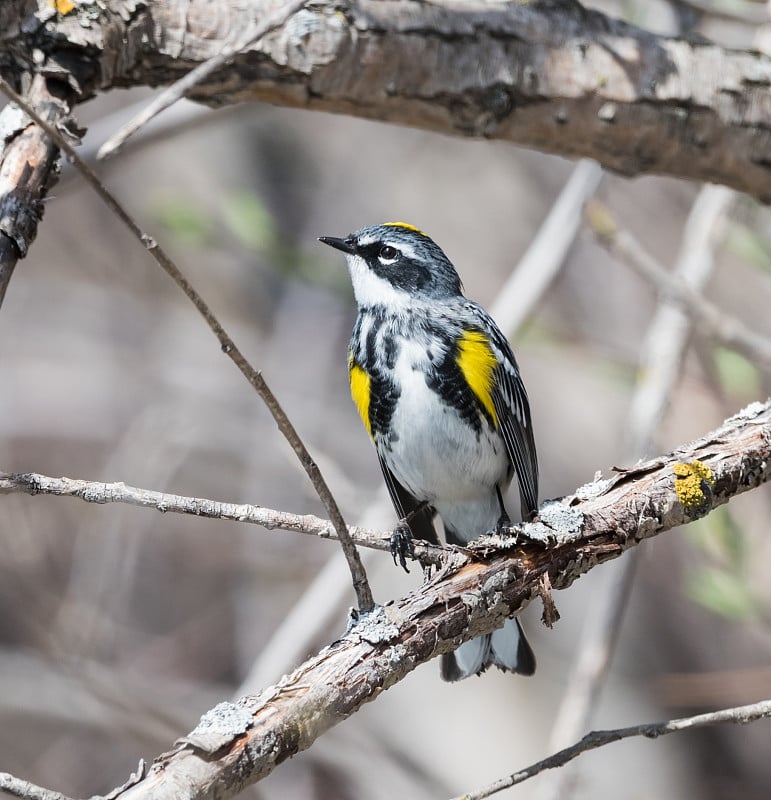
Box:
[585,200,617,240]
[50,0,76,14]
[674,460,715,518]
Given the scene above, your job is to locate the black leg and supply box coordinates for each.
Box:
[495,486,511,536]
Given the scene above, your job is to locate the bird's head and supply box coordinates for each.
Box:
[319,222,463,309]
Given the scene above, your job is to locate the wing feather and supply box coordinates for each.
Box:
[464,303,539,520]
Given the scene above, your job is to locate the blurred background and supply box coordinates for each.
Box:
[2,1,771,798]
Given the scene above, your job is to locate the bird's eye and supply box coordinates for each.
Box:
[379,245,398,261]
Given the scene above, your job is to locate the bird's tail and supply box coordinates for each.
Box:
[440,618,536,681]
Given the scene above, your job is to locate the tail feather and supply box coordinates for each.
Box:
[491,617,536,676]
[441,636,490,682]
[441,619,535,681]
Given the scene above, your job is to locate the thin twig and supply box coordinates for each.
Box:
[669,0,769,24]
[65,100,220,174]
[627,185,735,456]
[0,773,75,800]
[536,554,639,800]
[96,0,308,160]
[454,699,771,800]
[494,159,603,337]
[587,200,771,375]
[0,469,442,564]
[3,402,770,800]
[0,77,375,613]
[537,185,736,800]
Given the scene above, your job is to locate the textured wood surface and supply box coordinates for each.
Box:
[1,1,770,199]
[113,401,771,800]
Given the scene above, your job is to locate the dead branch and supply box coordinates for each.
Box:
[1,400,764,800]
[0,772,75,800]
[0,75,376,614]
[0,1,769,201]
[538,182,735,800]
[0,73,70,304]
[587,200,771,375]
[456,698,771,800]
[96,0,310,159]
[0,470,447,563]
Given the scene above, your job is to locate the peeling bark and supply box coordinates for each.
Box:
[0,1,770,200]
[113,401,771,800]
[0,73,71,304]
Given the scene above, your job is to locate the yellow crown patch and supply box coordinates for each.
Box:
[383,221,427,237]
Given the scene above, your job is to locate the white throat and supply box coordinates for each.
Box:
[345,253,413,311]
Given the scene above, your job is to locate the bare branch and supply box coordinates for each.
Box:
[53,401,771,800]
[0,74,69,306]
[0,772,75,800]
[0,470,442,564]
[587,200,771,374]
[96,0,309,159]
[494,159,603,337]
[0,76,375,614]
[626,184,735,456]
[3,1,769,200]
[455,699,771,800]
[538,183,736,800]
[669,0,769,25]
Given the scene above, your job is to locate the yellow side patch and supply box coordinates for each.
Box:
[383,221,427,237]
[456,330,498,425]
[349,361,372,438]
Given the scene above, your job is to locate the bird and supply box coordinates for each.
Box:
[319,222,539,681]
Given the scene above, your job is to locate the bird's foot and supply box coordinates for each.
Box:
[390,520,415,573]
[494,511,512,537]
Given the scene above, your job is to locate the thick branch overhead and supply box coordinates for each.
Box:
[0,1,770,200]
[2,5,771,799]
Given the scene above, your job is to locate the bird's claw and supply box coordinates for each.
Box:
[390,521,415,572]
[494,512,512,537]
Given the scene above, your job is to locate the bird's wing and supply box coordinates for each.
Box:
[377,454,440,545]
[465,303,539,520]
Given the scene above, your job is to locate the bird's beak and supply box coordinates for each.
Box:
[318,235,356,255]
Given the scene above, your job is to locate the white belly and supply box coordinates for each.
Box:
[379,344,510,507]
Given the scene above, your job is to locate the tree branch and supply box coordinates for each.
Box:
[669,0,769,25]
[0,75,375,614]
[3,400,762,800]
[96,0,310,159]
[455,699,771,800]
[538,182,735,800]
[587,200,771,375]
[2,1,769,200]
[0,73,70,305]
[0,470,443,564]
[0,773,75,800]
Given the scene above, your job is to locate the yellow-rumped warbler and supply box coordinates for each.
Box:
[320,222,539,681]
